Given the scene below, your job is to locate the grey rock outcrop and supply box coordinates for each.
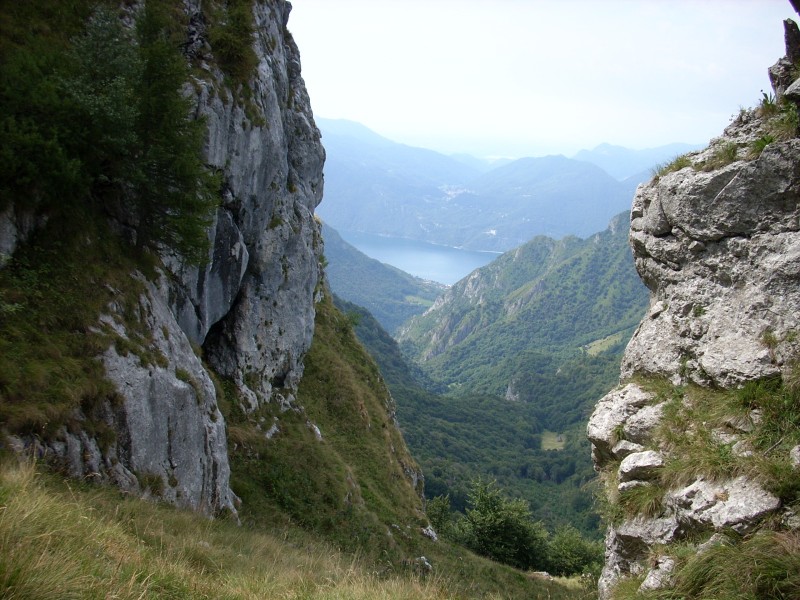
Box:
[99,277,236,513]
[666,477,779,534]
[618,450,664,482]
[1,0,324,516]
[590,27,800,598]
[179,0,325,411]
[587,383,654,464]
[624,129,800,388]
[639,556,676,593]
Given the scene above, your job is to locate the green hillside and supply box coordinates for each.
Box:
[338,297,604,539]
[323,223,445,333]
[398,212,648,401]
[377,214,649,538]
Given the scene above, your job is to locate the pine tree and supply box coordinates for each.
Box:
[132,0,218,264]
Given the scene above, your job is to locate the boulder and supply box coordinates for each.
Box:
[611,439,645,460]
[622,402,665,445]
[618,450,664,482]
[667,476,780,534]
[639,555,676,593]
[587,383,654,465]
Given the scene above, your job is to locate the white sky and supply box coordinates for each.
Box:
[288,0,797,158]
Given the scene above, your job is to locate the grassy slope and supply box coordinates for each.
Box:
[0,290,585,600]
[604,376,800,599]
[1,458,589,600]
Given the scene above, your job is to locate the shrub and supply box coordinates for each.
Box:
[758,90,779,117]
[208,0,258,85]
[546,525,603,577]
[457,479,548,571]
[426,494,454,536]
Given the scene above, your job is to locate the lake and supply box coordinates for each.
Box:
[338,230,500,285]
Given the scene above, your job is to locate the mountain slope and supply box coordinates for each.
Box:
[0,0,430,584]
[398,212,649,399]
[322,223,445,333]
[588,30,800,599]
[336,296,604,537]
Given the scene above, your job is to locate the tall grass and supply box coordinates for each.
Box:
[0,459,460,599]
[0,458,585,599]
[614,531,800,599]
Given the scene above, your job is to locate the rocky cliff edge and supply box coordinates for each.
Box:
[589,20,800,598]
[1,0,324,516]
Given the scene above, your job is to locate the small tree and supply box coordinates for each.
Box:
[426,494,454,537]
[459,479,548,571]
[133,0,218,264]
[546,524,603,576]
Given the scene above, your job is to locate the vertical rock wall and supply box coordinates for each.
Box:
[2,0,325,516]
[588,23,800,598]
[174,0,325,412]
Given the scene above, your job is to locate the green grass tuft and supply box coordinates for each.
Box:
[651,154,692,179]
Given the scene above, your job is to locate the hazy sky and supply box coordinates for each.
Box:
[289,0,797,158]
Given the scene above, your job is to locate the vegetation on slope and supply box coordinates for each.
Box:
[341,309,604,579]
[220,291,427,559]
[0,291,587,600]
[398,213,648,396]
[0,212,158,442]
[0,457,594,600]
[383,214,647,540]
[601,374,800,600]
[323,223,445,334]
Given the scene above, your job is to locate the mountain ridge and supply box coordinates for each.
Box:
[316,119,694,251]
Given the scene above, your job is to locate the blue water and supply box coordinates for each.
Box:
[338,230,499,285]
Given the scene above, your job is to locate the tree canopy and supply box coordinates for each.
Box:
[0,0,218,263]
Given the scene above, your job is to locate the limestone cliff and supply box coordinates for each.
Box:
[588,21,800,598]
[1,0,324,516]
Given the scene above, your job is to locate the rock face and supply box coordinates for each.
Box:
[589,27,800,598]
[178,0,325,412]
[1,1,324,516]
[624,128,800,389]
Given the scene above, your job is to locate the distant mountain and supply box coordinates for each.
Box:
[397,211,649,416]
[316,120,638,251]
[448,153,512,173]
[322,223,445,334]
[316,119,481,242]
[572,142,704,181]
[455,155,634,246]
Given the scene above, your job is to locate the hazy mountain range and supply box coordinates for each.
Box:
[316,118,700,252]
[572,141,703,180]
